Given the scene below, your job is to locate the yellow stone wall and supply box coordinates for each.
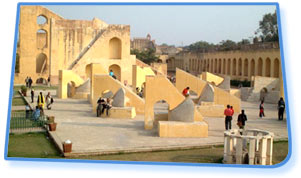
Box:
[175,68,241,111]
[144,75,204,130]
[176,68,207,97]
[15,6,135,87]
[92,75,145,114]
[132,65,155,92]
[200,72,224,86]
[58,70,84,99]
[144,75,185,130]
[158,121,208,138]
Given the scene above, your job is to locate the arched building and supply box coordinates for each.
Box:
[15,6,136,85]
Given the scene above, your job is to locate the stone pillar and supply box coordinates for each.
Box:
[266,137,273,165]
[263,58,266,77]
[271,58,275,78]
[249,138,256,165]
[259,138,267,165]
[225,136,234,163]
[248,59,252,80]
[235,137,243,164]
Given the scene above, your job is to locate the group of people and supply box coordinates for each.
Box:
[258,97,285,121]
[26,91,54,120]
[224,105,238,130]
[96,97,112,117]
[224,97,286,132]
[25,76,33,88]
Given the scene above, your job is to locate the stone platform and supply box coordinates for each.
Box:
[27,95,288,157]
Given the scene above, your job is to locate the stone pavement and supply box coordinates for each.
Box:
[28,91,288,156]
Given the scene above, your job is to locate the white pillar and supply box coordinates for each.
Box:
[236,137,243,164]
[266,137,273,165]
[249,138,256,165]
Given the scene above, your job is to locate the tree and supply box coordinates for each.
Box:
[237,39,251,45]
[256,11,278,42]
[131,48,159,64]
[219,40,237,51]
[187,41,214,51]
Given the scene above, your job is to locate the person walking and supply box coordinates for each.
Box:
[182,87,190,97]
[30,88,34,103]
[237,110,248,131]
[37,92,45,111]
[224,105,233,130]
[259,100,265,118]
[45,92,53,110]
[278,97,285,120]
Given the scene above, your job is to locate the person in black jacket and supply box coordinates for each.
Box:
[278,97,285,120]
[237,110,247,131]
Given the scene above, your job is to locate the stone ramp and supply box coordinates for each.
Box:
[176,68,241,111]
[144,75,205,130]
[92,75,145,114]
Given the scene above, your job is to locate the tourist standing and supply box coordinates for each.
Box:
[224,105,233,130]
[230,106,234,117]
[278,97,285,120]
[182,87,190,97]
[28,77,33,88]
[46,92,53,110]
[37,92,45,111]
[237,110,248,130]
[259,100,265,118]
[25,104,31,118]
[30,88,34,103]
[25,76,29,87]
[47,76,51,87]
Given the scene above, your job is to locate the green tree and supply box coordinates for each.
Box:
[131,48,159,64]
[219,40,237,51]
[256,11,278,42]
[237,39,251,45]
[187,41,214,51]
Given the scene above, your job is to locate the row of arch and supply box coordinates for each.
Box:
[199,57,280,78]
[168,57,281,79]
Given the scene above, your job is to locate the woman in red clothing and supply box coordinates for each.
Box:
[259,100,265,118]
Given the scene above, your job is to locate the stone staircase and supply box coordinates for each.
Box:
[68,28,107,70]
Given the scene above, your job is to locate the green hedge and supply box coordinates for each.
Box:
[230,80,251,87]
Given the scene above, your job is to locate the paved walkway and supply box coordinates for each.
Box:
[25,91,289,156]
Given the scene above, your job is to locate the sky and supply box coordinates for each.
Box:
[44,5,276,46]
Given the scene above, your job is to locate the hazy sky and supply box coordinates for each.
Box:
[44,5,276,46]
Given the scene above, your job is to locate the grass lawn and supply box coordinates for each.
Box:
[13,85,58,93]
[7,131,288,165]
[77,141,288,165]
[7,132,61,158]
[12,96,26,106]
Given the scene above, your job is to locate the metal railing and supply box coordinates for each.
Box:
[10,111,48,133]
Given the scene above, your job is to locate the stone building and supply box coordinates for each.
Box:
[167,43,281,81]
[130,34,156,51]
[15,6,136,85]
